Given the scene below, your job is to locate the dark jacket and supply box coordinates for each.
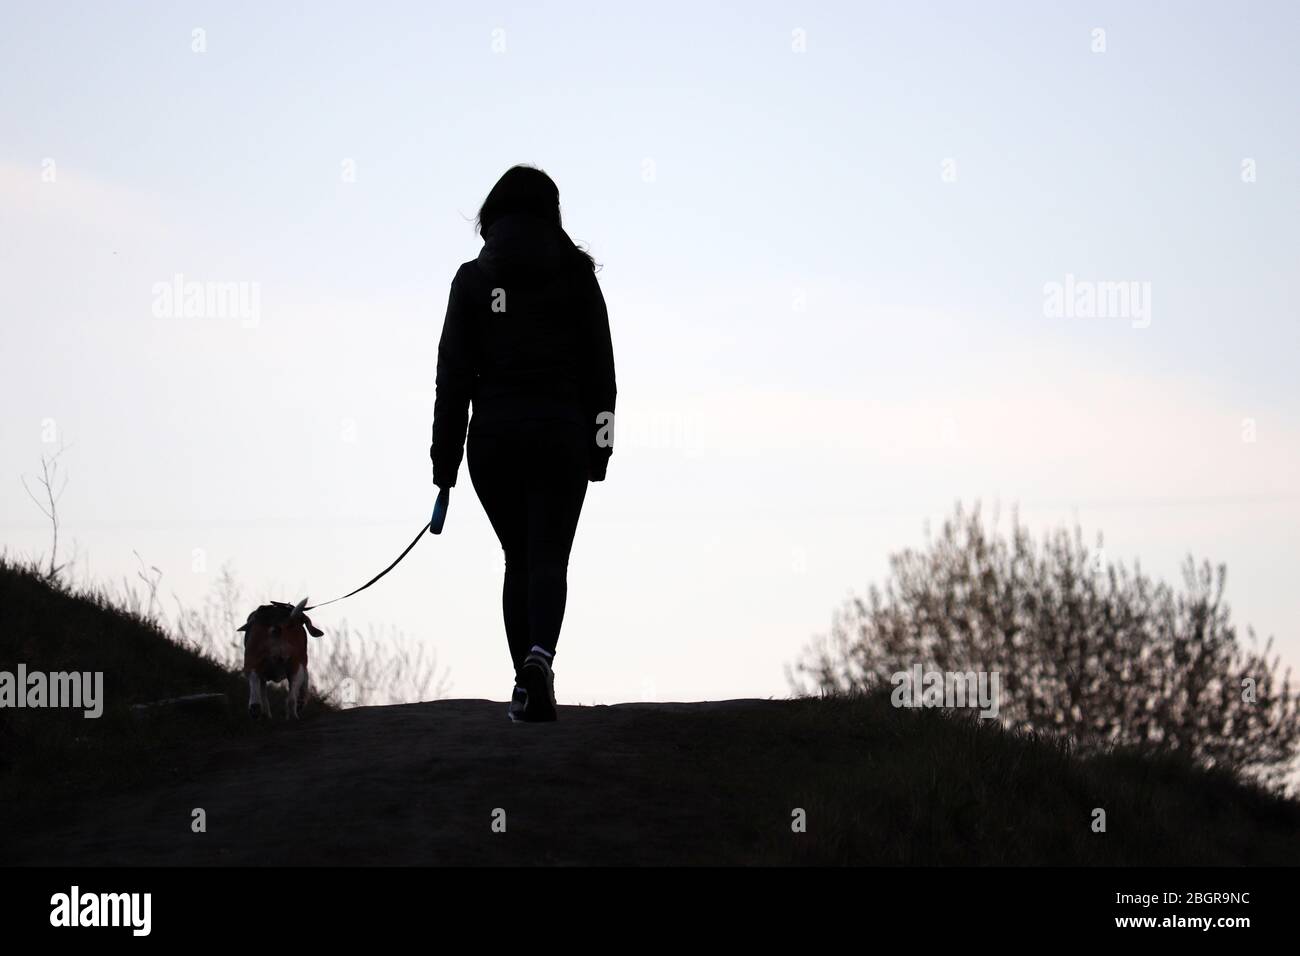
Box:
[430,213,616,488]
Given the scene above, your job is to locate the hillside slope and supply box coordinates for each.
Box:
[3,561,1298,865]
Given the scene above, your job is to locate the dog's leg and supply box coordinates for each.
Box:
[287,668,305,719]
[247,672,264,719]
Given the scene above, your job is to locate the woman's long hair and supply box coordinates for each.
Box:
[475,164,597,272]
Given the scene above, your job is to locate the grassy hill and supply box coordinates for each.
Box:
[0,559,258,819]
[2,559,1298,865]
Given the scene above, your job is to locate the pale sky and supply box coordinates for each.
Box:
[1,1,1297,705]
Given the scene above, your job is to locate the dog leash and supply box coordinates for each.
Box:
[305,489,450,612]
[304,521,430,612]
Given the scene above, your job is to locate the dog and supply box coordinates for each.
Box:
[237,598,323,719]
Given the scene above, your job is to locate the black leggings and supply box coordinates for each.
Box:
[467,419,588,679]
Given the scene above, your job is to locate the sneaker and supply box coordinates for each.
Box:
[506,685,528,723]
[518,648,557,722]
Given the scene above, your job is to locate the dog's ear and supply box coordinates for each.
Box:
[302,614,324,638]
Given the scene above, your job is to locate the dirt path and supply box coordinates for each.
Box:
[11,699,779,866]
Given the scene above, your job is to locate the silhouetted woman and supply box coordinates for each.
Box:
[430,165,616,722]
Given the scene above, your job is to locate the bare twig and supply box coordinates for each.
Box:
[132,551,163,623]
[20,443,71,582]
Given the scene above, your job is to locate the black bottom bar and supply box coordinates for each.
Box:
[8,865,1287,941]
